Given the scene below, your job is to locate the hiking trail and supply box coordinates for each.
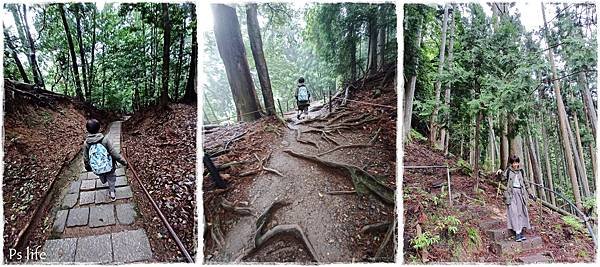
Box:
[40,119,153,263]
[403,140,595,263]
[204,77,397,263]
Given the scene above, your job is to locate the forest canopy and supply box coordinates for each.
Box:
[3,2,197,112]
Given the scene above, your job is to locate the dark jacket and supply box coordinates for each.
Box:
[501,167,531,205]
[83,133,127,173]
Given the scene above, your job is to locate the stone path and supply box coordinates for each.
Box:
[481,219,552,263]
[42,121,153,263]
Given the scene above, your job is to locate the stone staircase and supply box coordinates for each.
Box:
[481,219,552,263]
[41,121,153,263]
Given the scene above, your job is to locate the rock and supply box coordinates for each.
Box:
[66,207,89,227]
[79,191,95,205]
[116,203,136,225]
[74,234,112,263]
[61,194,78,209]
[52,210,68,234]
[112,229,153,263]
[89,204,116,228]
[42,238,77,263]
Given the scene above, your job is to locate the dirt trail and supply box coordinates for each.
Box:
[211,107,394,263]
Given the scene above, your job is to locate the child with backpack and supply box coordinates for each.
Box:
[496,155,536,242]
[83,119,128,201]
[295,77,311,120]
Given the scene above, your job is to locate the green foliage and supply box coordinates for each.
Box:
[466,227,481,246]
[411,231,440,250]
[4,3,195,112]
[562,215,584,232]
[437,215,461,236]
[583,197,596,211]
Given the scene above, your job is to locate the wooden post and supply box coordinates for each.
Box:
[328,90,332,113]
[277,98,284,117]
[286,100,289,112]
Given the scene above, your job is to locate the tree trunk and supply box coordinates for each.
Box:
[182,6,198,104]
[366,12,378,76]
[567,115,590,198]
[8,5,33,72]
[524,141,537,197]
[75,4,89,101]
[89,7,97,103]
[487,117,496,169]
[212,4,261,122]
[527,133,545,200]
[573,111,590,196]
[3,30,30,83]
[403,17,423,140]
[500,117,509,169]
[59,4,84,101]
[376,6,386,70]
[429,4,449,146]
[349,23,357,81]
[160,3,172,107]
[246,3,276,116]
[472,110,483,192]
[21,4,44,87]
[440,8,455,154]
[578,71,597,138]
[541,2,583,210]
[173,21,185,102]
[541,123,556,205]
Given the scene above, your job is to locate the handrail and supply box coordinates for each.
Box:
[525,181,597,247]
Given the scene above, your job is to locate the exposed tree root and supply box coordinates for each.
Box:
[221,198,254,216]
[295,129,319,149]
[210,216,225,249]
[374,219,396,258]
[237,200,319,263]
[224,130,248,150]
[216,159,256,171]
[317,144,371,157]
[326,190,356,195]
[237,152,284,178]
[360,221,391,233]
[283,149,395,205]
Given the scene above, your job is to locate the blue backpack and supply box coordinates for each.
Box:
[297,85,309,101]
[89,142,112,175]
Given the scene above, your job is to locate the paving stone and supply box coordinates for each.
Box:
[491,236,543,256]
[61,193,78,209]
[52,210,68,234]
[80,179,96,191]
[74,234,113,263]
[96,179,109,189]
[115,186,133,200]
[42,238,77,263]
[116,203,136,225]
[116,176,128,187]
[486,228,512,241]
[115,168,126,176]
[112,229,153,263]
[68,180,81,194]
[83,172,98,180]
[95,189,111,204]
[79,173,88,180]
[89,204,116,228]
[79,191,95,205]
[66,207,89,227]
[479,220,503,229]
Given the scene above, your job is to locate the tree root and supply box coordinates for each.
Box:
[210,216,225,249]
[317,144,371,157]
[238,152,284,177]
[283,149,395,205]
[221,198,254,216]
[237,200,319,263]
[360,221,391,233]
[216,159,256,171]
[296,129,319,149]
[224,130,248,150]
[374,219,396,259]
[326,190,356,195]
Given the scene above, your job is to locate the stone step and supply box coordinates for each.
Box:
[491,236,543,256]
[518,252,552,263]
[485,228,512,241]
[480,220,504,229]
[42,229,152,263]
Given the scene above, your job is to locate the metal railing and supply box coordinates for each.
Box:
[525,181,597,247]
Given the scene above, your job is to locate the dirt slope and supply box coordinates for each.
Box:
[403,140,595,263]
[3,79,114,255]
[122,103,197,262]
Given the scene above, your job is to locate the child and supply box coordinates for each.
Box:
[83,119,128,201]
[295,77,311,120]
[496,155,535,242]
